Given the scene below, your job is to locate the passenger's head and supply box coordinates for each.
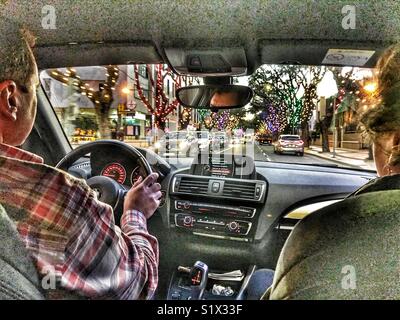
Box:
[360,45,400,176]
[0,18,38,146]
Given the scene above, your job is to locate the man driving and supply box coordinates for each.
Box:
[210,89,240,108]
[0,20,160,299]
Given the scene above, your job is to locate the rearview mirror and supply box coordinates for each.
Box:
[176,84,253,110]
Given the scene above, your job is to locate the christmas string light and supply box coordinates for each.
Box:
[48,65,119,138]
[134,64,186,130]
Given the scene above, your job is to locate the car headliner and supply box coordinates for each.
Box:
[1,0,399,72]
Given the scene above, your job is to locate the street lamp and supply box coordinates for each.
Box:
[122,86,131,95]
[317,70,338,157]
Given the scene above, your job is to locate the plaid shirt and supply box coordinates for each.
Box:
[0,143,158,299]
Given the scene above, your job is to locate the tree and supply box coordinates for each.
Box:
[251,96,285,135]
[179,107,192,129]
[249,66,294,134]
[249,65,325,144]
[297,67,325,146]
[49,66,119,139]
[318,67,356,152]
[198,109,210,123]
[134,64,195,131]
[199,110,241,132]
[71,114,98,131]
[329,67,375,156]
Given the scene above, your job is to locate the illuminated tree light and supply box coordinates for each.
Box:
[48,65,120,138]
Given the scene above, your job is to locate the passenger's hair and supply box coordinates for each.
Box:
[360,44,400,167]
[0,16,36,86]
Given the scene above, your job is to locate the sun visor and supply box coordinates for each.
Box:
[165,48,248,77]
[34,42,163,69]
[260,40,393,68]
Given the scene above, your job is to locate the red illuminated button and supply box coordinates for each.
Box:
[191,270,202,285]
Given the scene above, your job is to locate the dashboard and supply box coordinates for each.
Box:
[68,146,376,245]
[67,147,377,299]
[163,158,376,244]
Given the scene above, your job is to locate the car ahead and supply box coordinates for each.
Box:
[256,134,272,145]
[274,135,304,156]
[153,131,197,156]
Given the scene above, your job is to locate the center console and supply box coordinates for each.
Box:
[167,263,257,300]
[168,154,267,242]
[165,154,269,299]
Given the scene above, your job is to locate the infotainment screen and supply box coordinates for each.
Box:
[190,153,256,179]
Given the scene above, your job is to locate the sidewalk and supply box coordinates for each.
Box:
[305,146,376,171]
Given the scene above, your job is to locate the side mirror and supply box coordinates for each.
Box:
[176,84,253,110]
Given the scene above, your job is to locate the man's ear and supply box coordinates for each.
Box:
[0,80,18,121]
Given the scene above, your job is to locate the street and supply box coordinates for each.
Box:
[73,138,373,170]
[158,142,353,169]
[253,144,340,166]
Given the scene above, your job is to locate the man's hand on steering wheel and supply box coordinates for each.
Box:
[55,140,162,223]
[124,172,162,219]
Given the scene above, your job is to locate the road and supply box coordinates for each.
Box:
[252,143,340,166]
[73,139,363,169]
[161,142,343,168]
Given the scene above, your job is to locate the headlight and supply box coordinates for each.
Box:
[154,142,161,149]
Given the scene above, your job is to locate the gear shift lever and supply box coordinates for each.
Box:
[178,261,208,300]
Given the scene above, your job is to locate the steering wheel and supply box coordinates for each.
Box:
[56,140,153,222]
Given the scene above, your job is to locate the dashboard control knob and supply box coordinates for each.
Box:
[183,216,194,226]
[228,221,239,232]
[184,202,191,210]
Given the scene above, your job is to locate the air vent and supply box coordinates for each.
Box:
[171,174,267,203]
[223,181,257,200]
[176,176,209,195]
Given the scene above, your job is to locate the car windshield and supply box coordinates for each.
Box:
[40,64,376,171]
